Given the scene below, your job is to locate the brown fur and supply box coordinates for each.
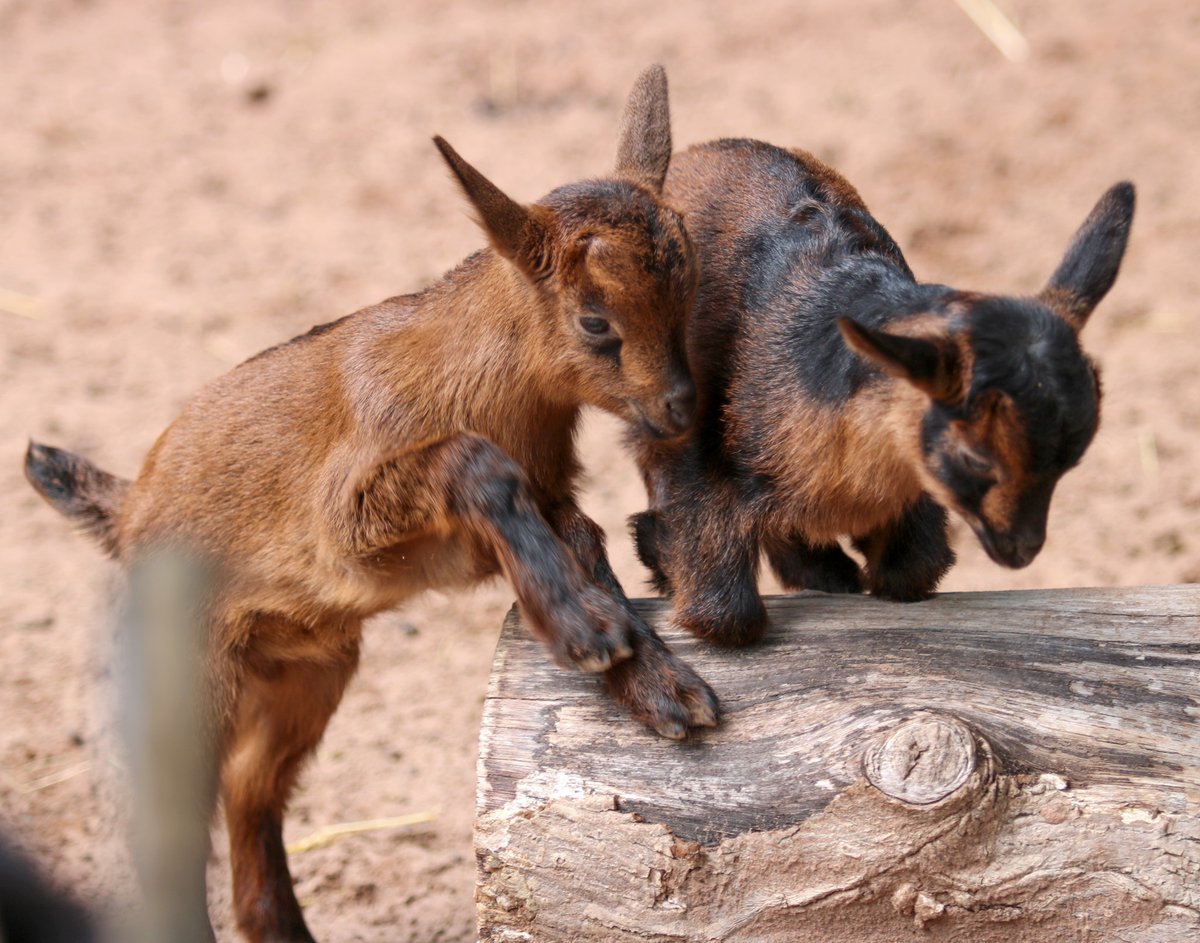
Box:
[25,66,717,943]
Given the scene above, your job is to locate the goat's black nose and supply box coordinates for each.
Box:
[662,378,696,434]
[997,529,1046,568]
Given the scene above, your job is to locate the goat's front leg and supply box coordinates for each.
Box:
[547,503,718,738]
[853,495,956,602]
[644,483,767,647]
[630,450,765,645]
[337,434,631,672]
[763,532,863,594]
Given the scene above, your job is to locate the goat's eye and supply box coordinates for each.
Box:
[579,316,611,336]
[960,449,994,476]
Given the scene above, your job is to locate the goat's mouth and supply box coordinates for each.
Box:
[974,529,1013,567]
[628,400,677,440]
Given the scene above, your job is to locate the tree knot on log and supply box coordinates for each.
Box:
[863,712,993,808]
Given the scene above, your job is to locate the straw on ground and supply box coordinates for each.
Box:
[953,0,1031,62]
[286,812,437,854]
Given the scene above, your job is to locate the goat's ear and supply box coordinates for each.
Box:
[1038,181,1135,332]
[614,64,672,194]
[838,318,963,402]
[433,136,552,279]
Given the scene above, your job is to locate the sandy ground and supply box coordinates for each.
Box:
[1,1,1198,940]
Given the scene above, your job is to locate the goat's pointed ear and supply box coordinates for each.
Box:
[433,136,551,279]
[838,318,963,402]
[614,64,672,194]
[1038,181,1135,332]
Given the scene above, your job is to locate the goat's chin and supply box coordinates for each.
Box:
[973,528,1004,565]
[974,528,1037,569]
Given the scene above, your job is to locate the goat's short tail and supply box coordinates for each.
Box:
[24,441,129,559]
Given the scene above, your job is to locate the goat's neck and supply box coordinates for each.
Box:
[351,252,582,462]
[428,253,579,408]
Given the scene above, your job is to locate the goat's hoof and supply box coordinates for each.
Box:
[553,589,635,672]
[675,611,768,648]
[605,646,720,739]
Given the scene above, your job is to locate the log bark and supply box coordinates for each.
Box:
[476,586,1200,942]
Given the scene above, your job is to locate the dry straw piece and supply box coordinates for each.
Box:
[953,0,1031,62]
[0,286,43,319]
[286,812,437,855]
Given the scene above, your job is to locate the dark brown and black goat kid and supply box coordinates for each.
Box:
[25,66,717,943]
[631,139,1134,645]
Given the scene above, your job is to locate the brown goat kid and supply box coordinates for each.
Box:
[631,139,1134,645]
[25,66,717,943]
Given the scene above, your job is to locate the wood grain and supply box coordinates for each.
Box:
[476,586,1200,942]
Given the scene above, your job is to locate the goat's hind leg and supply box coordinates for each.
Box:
[221,627,361,943]
[339,433,632,672]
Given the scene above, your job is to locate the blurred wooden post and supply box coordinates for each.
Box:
[476,586,1200,942]
[119,553,215,943]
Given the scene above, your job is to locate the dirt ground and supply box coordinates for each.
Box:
[2,1,1197,940]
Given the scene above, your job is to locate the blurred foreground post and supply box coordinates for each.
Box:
[477,586,1200,942]
[120,553,215,943]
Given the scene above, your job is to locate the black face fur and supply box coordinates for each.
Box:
[841,181,1134,569]
[918,297,1101,568]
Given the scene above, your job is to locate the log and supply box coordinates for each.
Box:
[475,586,1200,942]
